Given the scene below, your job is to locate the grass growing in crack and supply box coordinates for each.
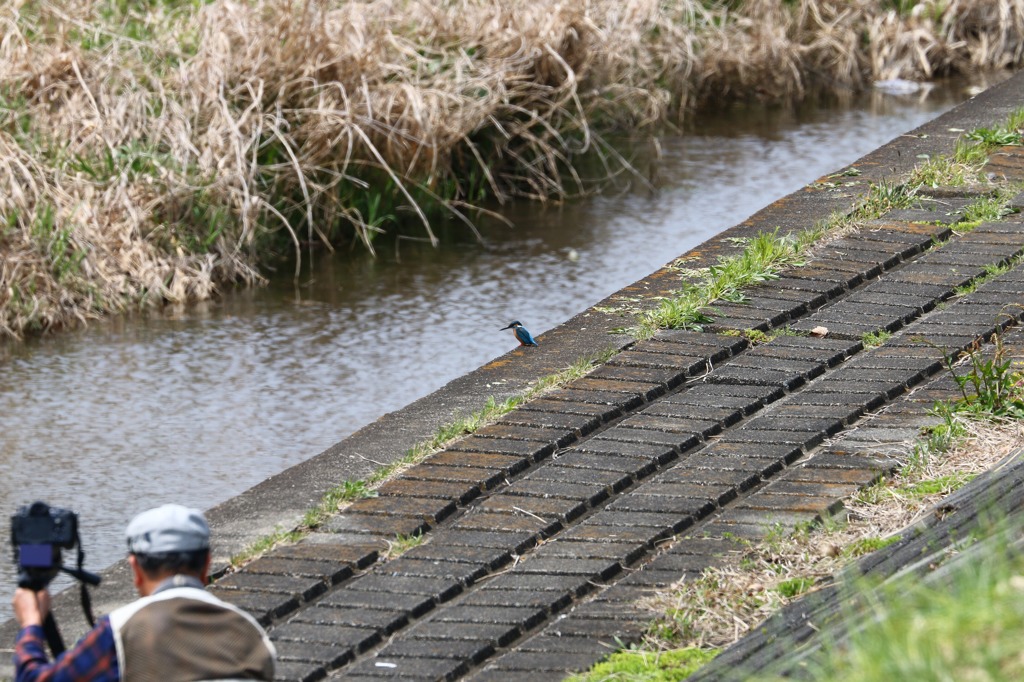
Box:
[632,169,931,340]
[956,188,1018,229]
[954,258,1017,296]
[227,347,618,568]
[227,528,306,569]
[386,531,426,558]
[634,228,809,338]
[860,329,892,348]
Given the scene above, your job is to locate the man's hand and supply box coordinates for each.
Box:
[12,588,50,628]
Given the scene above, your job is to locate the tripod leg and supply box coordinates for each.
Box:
[42,612,66,657]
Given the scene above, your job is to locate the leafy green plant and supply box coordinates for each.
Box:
[942,333,1024,420]
[965,126,1022,147]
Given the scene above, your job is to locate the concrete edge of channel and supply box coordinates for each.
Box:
[2,70,1023,661]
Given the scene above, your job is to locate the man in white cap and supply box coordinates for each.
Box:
[12,504,276,681]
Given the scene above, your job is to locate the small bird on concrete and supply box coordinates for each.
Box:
[501,320,538,347]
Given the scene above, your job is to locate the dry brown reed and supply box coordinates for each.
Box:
[2,0,1023,338]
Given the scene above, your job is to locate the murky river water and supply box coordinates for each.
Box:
[0,80,988,618]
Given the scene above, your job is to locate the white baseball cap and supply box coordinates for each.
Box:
[125,504,210,554]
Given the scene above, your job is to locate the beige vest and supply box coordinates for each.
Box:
[108,585,275,681]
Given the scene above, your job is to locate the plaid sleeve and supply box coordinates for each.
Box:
[14,616,119,682]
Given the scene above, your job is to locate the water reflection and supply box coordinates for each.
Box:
[0,80,984,617]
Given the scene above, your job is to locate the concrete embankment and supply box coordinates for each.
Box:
[3,71,1024,681]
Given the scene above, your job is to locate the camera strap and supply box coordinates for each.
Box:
[75,530,96,628]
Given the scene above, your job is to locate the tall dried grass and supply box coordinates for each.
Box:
[2,0,1023,338]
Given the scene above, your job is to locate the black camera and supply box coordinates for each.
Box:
[10,501,81,591]
[10,501,101,655]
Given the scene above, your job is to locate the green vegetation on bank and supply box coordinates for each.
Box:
[3,0,1024,337]
[632,104,1023,339]
[801,540,1024,682]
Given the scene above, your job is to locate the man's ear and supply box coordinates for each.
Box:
[128,554,145,592]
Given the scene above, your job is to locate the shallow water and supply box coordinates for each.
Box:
[0,79,986,619]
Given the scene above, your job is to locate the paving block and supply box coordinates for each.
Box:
[214,572,327,601]
[576,437,679,462]
[424,450,533,474]
[472,423,578,448]
[272,638,356,663]
[606,493,716,518]
[480,651,609,673]
[408,620,524,645]
[378,638,494,663]
[445,436,554,458]
[734,492,845,516]
[399,463,507,491]
[593,510,693,532]
[271,622,380,652]
[206,587,298,625]
[321,513,429,538]
[242,556,354,585]
[271,542,381,569]
[570,377,665,400]
[514,557,621,580]
[272,660,326,682]
[635,480,736,506]
[430,529,539,554]
[534,539,648,563]
[587,363,687,390]
[549,450,660,477]
[449,510,560,536]
[504,478,612,505]
[478,572,594,596]
[380,558,488,585]
[433,605,547,629]
[293,605,409,633]
[343,655,468,680]
[346,496,458,524]
[375,479,481,505]
[474,494,588,523]
[401,543,513,571]
[317,589,435,618]
[657,465,762,493]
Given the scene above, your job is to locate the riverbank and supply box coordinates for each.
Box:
[4,50,1023,682]
[2,0,1024,338]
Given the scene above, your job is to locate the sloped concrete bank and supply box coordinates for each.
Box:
[3,71,1024,680]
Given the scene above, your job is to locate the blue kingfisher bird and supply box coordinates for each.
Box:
[501,320,538,347]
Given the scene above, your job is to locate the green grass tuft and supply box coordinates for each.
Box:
[808,545,1024,681]
[566,646,719,682]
